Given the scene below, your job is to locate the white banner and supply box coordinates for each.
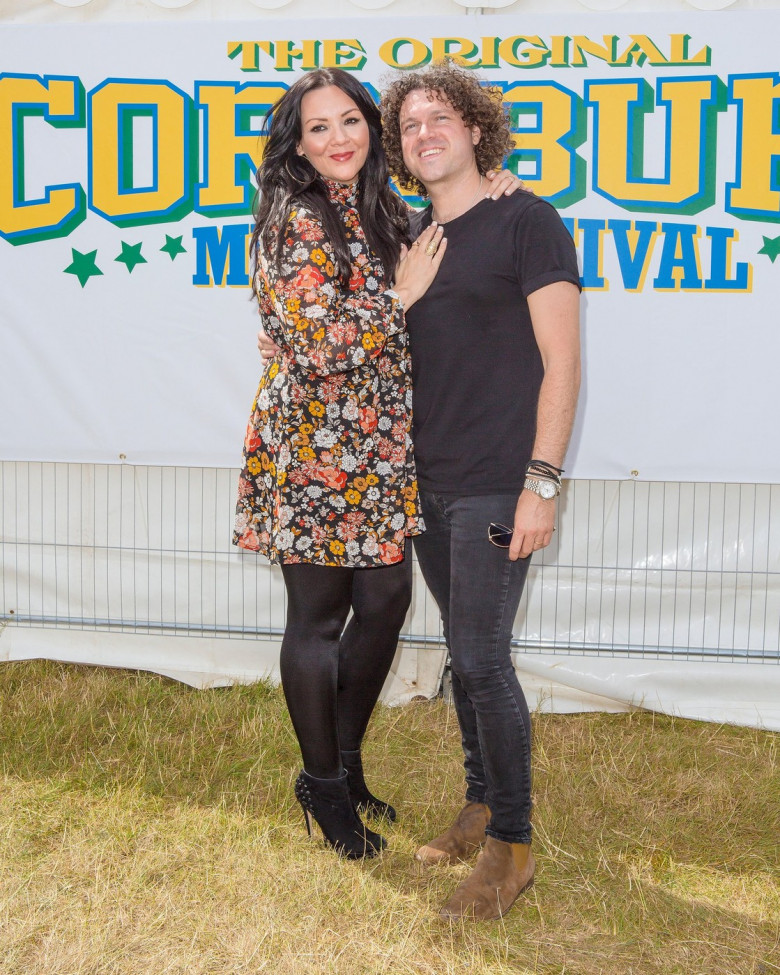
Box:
[1,14,779,481]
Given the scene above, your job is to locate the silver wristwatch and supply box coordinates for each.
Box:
[524,476,560,500]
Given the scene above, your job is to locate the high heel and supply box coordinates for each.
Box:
[294,769,386,859]
[341,749,397,821]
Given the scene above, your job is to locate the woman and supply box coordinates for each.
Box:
[233,68,448,859]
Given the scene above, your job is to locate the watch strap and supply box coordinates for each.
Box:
[524,475,560,499]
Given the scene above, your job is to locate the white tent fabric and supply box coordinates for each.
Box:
[3,0,773,19]
[5,626,780,730]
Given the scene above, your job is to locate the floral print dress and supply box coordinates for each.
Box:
[233,178,423,567]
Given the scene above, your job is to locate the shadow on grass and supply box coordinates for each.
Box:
[366,841,780,975]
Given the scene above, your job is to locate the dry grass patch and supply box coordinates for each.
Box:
[0,659,778,974]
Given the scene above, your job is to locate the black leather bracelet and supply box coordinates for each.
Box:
[527,458,564,476]
[526,460,563,484]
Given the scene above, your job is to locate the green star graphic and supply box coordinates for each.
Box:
[758,237,780,264]
[161,234,187,260]
[64,248,103,288]
[758,235,780,263]
[115,241,147,273]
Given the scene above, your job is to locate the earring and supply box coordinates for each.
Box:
[285,158,307,182]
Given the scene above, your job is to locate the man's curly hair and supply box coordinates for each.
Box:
[381,60,512,197]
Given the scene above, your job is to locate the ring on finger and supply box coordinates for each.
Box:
[425,243,437,256]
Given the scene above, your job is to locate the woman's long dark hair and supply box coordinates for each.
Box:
[252,68,410,292]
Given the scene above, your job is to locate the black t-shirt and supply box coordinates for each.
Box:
[406,192,580,496]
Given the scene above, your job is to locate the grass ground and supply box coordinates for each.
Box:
[0,658,778,974]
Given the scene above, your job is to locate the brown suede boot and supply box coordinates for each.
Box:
[415,801,490,865]
[439,836,535,920]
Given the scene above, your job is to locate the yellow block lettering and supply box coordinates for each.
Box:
[90,81,189,222]
[616,35,669,67]
[322,39,366,71]
[273,40,320,72]
[198,83,287,214]
[379,38,431,70]
[0,75,83,240]
[497,36,549,69]
[570,35,618,67]
[587,78,715,208]
[431,37,480,67]
[504,82,577,199]
[728,75,780,217]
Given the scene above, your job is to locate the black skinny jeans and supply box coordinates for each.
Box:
[413,491,534,845]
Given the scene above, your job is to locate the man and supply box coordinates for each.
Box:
[380,62,581,920]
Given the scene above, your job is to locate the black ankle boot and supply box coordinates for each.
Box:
[340,749,397,822]
[294,769,386,859]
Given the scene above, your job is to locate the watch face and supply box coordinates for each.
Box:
[539,479,557,499]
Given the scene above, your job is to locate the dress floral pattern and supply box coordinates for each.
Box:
[233,178,423,567]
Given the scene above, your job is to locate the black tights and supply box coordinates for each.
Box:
[279,559,412,778]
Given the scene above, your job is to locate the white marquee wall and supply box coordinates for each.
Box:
[4,0,780,19]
